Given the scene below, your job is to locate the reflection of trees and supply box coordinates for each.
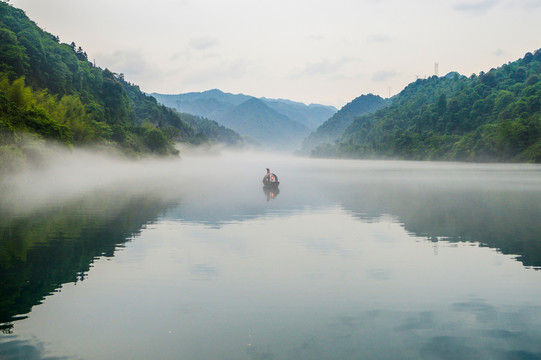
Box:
[0,191,177,329]
[338,184,541,269]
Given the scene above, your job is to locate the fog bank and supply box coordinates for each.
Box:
[2,146,540,217]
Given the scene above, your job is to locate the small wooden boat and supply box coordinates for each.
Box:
[262,173,279,188]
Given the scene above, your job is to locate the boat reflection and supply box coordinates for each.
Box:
[263,186,280,201]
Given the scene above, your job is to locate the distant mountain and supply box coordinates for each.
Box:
[152,90,248,121]
[151,89,336,149]
[260,97,337,130]
[217,97,310,150]
[301,94,388,154]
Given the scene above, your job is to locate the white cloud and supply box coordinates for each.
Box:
[367,34,393,43]
[453,0,499,14]
[98,49,155,77]
[372,70,399,82]
[296,58,362,77]
[182,59,250,85]
[189,36,220,51]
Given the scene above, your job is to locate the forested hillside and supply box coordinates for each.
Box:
[0,2,221,171]
[174,112,243,147]
[313,50,541,162]
[301,94,387,154]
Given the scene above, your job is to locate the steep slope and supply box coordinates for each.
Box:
[175,112,243,146]
[260,98,336,130]
[218,97,310,150]
[0,2,202,169]
[301,94,387,153]
[314,51,541,162]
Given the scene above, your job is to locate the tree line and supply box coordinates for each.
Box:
[313,50,541,162]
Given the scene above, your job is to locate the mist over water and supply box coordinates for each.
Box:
[2,146,540,214]
[1,148,541,360]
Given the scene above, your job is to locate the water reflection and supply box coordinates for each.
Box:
[263,186,280,201]
[0,190,178,329]
[0,154,540,359]
[335,184,541,269]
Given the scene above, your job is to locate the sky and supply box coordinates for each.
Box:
[7,0,541,108]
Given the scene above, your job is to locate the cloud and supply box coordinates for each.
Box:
[306,34,324,42]
[453,0,499,14]
[371,70,398,82]
[181,59,249,85]
[98,49,155,76]
[297,58,361,77]
[189,36,220,51]
[501,0,541,9]
[367,34,392,43]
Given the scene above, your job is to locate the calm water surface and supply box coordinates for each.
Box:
[1,152,541,359]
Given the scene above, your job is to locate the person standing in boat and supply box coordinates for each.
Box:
[265,168,271,181]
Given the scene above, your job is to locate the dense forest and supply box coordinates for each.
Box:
[0,2,242,172]
[313,51,541,162]
[301,94,387,154]
[175,111,243,147]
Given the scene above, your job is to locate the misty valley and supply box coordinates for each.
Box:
[1,152,540,360]
[1,1,541,359]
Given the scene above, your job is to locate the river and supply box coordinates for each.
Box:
[1,150,540,359]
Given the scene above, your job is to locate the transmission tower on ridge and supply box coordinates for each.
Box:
[434,62,439,77]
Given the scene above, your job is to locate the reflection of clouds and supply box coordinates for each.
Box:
[421,335,482,359]
[452,300,498,324]
[395,311,436,331]
[245,344,275,360]
[190,263,218,280]
[0,337,70,360]
[366,268,391,281]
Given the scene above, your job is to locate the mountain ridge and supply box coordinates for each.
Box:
[151,89,336,150]
[151,89,336,130]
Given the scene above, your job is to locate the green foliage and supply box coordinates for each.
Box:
[316,50,541,162]
[176,112,243,146]
[0,27,28,75]
[301,94,387,153]
[0,1,203,171]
